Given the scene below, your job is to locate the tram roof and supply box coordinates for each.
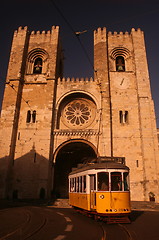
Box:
[69,157,129,175]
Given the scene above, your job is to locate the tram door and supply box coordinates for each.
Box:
[90,174,96,210]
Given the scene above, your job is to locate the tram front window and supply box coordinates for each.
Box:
[111,172,122,191]
[123,172,129,191]
[98,172,109,191]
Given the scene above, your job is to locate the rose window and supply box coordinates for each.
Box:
[62,99,96,129]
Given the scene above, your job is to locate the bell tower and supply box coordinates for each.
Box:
[94,27,159,201]
[0,26,63,199]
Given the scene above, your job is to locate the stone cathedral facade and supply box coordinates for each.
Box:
[0,26,159,201]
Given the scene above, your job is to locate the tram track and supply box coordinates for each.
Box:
[23,216,47,240]
[118,224,135,240]
[98,222,107,240]
[0,206,70,240]
[98,222,136,240]
[0,205,139,240]
[0,207,48,240]
[0,208,31,240]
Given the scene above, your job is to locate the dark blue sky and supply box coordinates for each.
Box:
[1,0,159,126]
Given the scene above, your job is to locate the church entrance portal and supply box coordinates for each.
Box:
[53,141,97,198]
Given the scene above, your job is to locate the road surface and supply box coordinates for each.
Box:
[0,205,159,240]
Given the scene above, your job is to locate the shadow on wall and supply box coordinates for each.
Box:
[0,146,50,200]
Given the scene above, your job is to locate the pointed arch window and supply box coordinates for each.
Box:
[116,56,125,72]
[33,58,42,74]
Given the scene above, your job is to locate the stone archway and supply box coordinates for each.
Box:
[53,141,97,198]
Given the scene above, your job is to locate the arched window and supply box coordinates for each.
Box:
[110,47,131,72]
[26,110,36,123]
[39,188,45,199]
[26,48,49,75]
[33,57,42,74]
[116,56,125,72]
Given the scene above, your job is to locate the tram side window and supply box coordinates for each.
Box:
[70,178,75,192]
[111,172,122,191]
[123,172,129,191]
[74,178,76,192]
[90,174,96,191]
[82,175,86,192]
[79,176,82,192]
[98,172,109,191]
[76,177,79,192]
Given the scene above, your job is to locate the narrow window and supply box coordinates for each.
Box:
[18,132,20,140]
[119,111,123,124]
[39,188,45,199]
[12,190,18,199]
[119,111,129,124]
[32,110,36,123]
[33,57,42,74]
[125,111,128,123]
[136,160,139,168]
[26,110,31,123]
[116,56,125,72]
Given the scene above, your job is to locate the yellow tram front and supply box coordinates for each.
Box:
[69,158,131,220]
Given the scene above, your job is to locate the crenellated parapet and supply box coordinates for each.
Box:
[131,28,144,39]
[12,25,60,46]
[107,28,143,39]
[131,27,143,33]
[94,27,106,44]
[58,77,94,83]
[108,30,130,38]
[29,26,59,43]
[29,26,59,36]
[13,26,28,37]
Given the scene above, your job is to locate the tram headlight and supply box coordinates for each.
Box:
[99,194,104,199]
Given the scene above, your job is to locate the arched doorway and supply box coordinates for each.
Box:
[53,141,97,198]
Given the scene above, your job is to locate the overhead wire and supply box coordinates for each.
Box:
[49,0,95,73]
[8,82,32,110]
[49,0,159,73]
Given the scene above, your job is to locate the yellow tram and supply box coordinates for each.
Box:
[68,157,131,223]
